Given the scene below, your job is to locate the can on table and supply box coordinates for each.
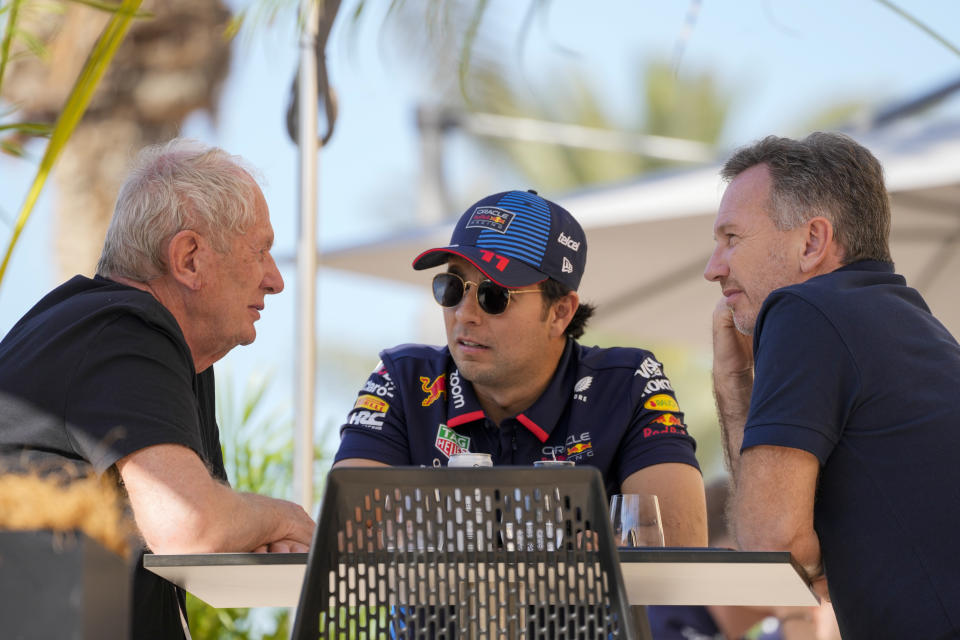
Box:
[448,452,493,468]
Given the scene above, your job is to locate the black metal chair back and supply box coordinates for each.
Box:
[292,466,635,639]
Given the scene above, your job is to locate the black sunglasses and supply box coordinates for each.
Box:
[432,272,541,315]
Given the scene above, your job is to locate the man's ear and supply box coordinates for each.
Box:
[799,216,836,273]
[166,230,203,290]
[549,291,579,339]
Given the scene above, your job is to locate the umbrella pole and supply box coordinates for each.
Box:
[294,0,319,515]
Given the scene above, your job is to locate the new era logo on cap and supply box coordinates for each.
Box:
[411,190,588,291]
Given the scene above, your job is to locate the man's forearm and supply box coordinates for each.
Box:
[190,484,315,553]
[711,303,756,482]
[118,444,315,554]
[712,369,754,480]
[734,446,826,598]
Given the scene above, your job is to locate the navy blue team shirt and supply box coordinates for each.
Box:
[743,260,960,639]
[335,339,700,497]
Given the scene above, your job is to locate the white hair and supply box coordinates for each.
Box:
[96,138,263,281]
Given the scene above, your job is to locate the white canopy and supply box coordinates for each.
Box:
[320,119,960,351]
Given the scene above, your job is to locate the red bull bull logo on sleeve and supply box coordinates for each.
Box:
[420,374,447,407]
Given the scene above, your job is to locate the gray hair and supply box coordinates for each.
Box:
[96,138,263,281]
[721,132,892,264]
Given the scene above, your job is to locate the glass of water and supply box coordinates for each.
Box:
[608,493,665,547]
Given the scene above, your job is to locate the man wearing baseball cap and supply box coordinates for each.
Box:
[333,190,707,546]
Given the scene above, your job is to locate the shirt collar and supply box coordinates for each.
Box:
[835,259,894,274]
[445,364,486,428]
[446,340,577,443]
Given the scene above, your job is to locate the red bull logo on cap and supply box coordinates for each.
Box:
[465,207,516,234]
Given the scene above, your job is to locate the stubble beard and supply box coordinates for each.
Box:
[732,310,756,337]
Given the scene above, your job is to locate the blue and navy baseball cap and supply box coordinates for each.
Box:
[412,190,587,291]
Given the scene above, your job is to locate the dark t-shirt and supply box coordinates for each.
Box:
[334,340,700,496]
[743,261,960,639]
[0,275,225,640]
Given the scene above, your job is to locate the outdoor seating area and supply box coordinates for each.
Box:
[3,3,960,639]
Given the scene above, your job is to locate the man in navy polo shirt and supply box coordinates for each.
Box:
[334,189,707,547]
[705,132,960,639]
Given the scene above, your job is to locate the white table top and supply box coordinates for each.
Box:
[144,548,817,609]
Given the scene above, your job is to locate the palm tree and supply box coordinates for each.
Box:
[1,0,232,279]
[374,2,728,194]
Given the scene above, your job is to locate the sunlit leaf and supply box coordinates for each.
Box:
[224,10,245,40]
[0,121,53,135]
[0,139,27,157]
[14,26,48,60]
[62,0,153,18]
[0,0,144,287]
[875,0,960,57]
[0,0,22,97]
[456,0,487,104]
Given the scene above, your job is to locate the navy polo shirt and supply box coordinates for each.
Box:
[743,261,960,639]
[335,339,700,497]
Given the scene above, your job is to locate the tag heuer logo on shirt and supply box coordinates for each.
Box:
[435,424,470,459]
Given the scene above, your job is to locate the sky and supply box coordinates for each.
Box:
[2,0,960,482]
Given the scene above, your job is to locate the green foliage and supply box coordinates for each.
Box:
[186,602,291,640]
[0,0,146,288]
[462,57,729,192]
[186,372,336,639]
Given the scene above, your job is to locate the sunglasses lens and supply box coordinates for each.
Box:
[433,273,464,307]
[477,281,510,315]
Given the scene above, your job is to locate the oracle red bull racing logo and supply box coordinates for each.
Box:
[565,431,593,461]
[466,207,516,234]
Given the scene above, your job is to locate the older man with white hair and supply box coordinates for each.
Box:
[0,139,315,639]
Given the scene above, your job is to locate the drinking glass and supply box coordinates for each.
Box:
[608,494,665,547]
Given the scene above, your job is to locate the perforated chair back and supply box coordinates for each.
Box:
[292,467,635,639]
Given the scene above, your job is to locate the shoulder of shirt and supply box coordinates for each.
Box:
[31,275,175,330]
[769,262,898,304]
[379,343,450,369]
[574,342,661,373]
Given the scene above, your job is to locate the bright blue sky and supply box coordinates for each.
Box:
[3,0,960,458]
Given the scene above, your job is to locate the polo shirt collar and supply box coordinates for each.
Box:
[445,340,577,444]
[445,365,486,429]
[836,259,894,273]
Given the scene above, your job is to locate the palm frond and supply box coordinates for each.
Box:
[875,0,960,57]
[62,0,153,19]
[0,121,53,135]
[0,0,22,97]
[0,0,144,288]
